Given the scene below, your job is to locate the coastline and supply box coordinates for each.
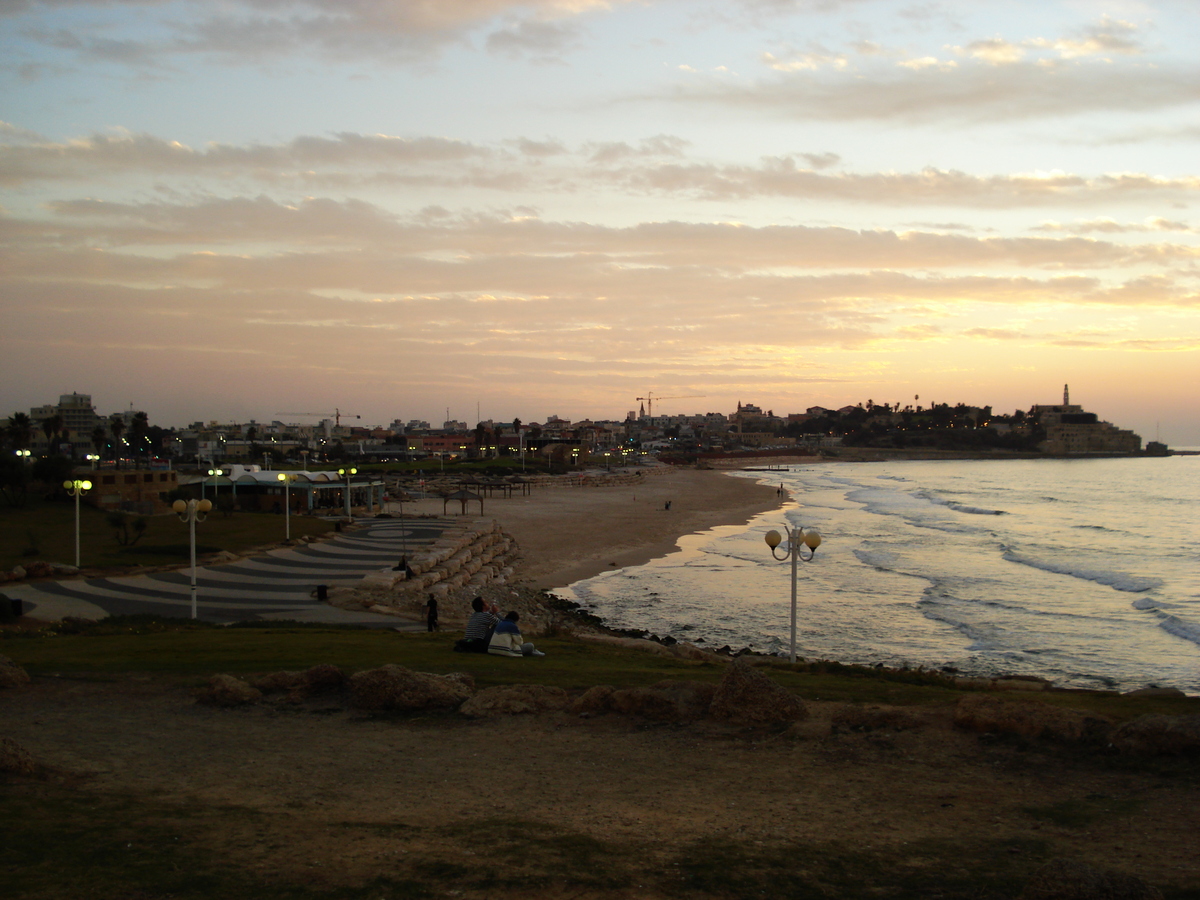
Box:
[483,467,783,590]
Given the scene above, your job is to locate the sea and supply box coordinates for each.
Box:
[557,455,1200,695]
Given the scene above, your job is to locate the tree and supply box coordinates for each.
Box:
[7,413,34,451]
[129,411,149,466]
[108,414,125,465]
[92,425,108,459]
[42,414,64,451]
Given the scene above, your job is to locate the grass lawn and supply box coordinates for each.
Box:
[0,496,336,572]
[4,617,1199,719]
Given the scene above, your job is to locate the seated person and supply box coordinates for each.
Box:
[487,611,545,657]
[461,596,498,653]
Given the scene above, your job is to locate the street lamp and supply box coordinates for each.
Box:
[277,473,296,540]
[62,479,92,568]
[15,449,31,462]
[207,467,223,503]
[764,524,823,664]
[173,498,213,619]
[337,466,357,521]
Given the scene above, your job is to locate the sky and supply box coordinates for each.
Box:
[1,0,1198,445]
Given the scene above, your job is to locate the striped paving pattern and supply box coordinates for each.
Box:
[7,517,449,624]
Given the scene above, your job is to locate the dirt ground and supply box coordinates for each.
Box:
[5,675,1199,898]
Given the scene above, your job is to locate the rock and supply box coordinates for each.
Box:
[459,684,569,717]
[23,561,53,579]
[300,663,347,694]
[0,737,38,774]
[570,684,617,715]
[251,670,305,693]
[1109,714,1200,756]
[196,674,262,707]
[1019,859,1163,900]
[348,664,473,712]
[608,680,716,722]
[953,695,1113,744]
[10,566,25,581]
[709,660,808,725]
[0,654,31,689]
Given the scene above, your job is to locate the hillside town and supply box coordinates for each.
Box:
[4,386,1155,472]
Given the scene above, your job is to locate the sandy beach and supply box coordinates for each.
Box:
[397,466,783,590]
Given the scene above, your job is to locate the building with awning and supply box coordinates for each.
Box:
[184,465,386,515]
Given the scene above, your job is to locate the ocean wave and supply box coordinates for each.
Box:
[1004,551,1162,593]
[922,493,1006,516]
[1158,615,1200,648]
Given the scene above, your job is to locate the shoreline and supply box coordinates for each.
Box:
[493,467,784,590]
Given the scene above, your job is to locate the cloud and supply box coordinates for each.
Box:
[6,129,1197,213]
[7,0,631,67]
[669,56,1200,124]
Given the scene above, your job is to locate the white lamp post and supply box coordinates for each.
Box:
[63,478,93,568]
[277,473,296,540]
[764,525,823,664]
[337,466,357,521]
[173,498,213,619]
[207,467,222,503]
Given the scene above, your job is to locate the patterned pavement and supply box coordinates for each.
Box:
[5,517,449,626]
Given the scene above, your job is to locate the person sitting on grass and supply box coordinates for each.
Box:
[461,596,498,653]
[487,611,545,657]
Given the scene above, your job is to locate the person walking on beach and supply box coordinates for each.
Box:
[424,595,439,632]
[461,596,498,653]
[487,611,545,657]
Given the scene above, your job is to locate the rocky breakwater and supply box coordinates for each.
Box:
[331,518,521,619]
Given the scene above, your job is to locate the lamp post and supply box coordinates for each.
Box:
[15,449,31,463]
[207,467,222,504]
[63,478,93,568]
[277,473,296,540]
[764,524,823,664]
[172,499,213,619]
[337,466,357,521]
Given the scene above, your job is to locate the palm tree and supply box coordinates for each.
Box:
[129,411,149,467]
[42,414,64,453]
[92,425,108,460]
[109,414,125,466]
[8,413,34,451]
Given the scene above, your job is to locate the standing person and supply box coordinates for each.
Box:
[461,596,498,653]
[424,594,439,632]
[487,611,545,657]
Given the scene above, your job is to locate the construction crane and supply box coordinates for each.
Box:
[276,409,362,427]
[635,392,706,418]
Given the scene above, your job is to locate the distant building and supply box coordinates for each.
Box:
[1032,385,1141,455]
[27,393,105,457]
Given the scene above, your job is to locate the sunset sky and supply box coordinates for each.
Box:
[2,0,1198,444]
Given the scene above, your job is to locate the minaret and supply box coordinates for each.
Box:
[1063,384,1069,406]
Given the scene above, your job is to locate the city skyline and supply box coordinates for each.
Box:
[2,1,1198,445]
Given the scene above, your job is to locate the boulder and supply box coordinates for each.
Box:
[1019,859,1163,900]
[196,674,262,707]
[954,695,1113,744]
[0,654,31,689]
[349,664,473,712]
[709,660,808,725]
[250,664,347,700]
[0,737,38,774]
[1109,714,1200,756]
[570,684,617,715]
[459,684,569,717]
[608,680,716,722]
